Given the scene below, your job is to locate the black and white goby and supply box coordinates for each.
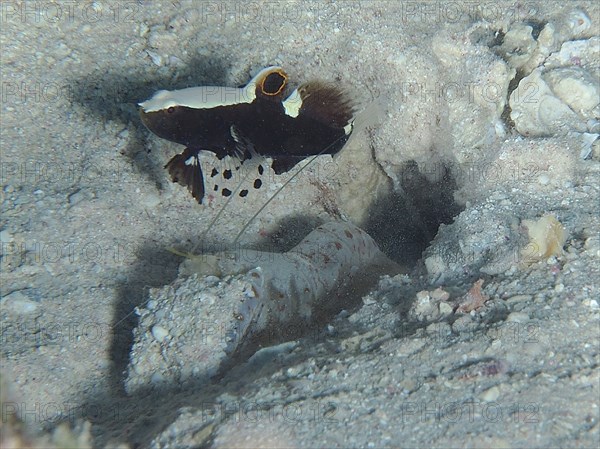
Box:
[139,66,356,203]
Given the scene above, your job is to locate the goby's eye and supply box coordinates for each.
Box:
[260,69,288,96]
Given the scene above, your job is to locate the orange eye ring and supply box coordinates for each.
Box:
[260,69,288,96]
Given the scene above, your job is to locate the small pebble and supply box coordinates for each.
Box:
[479,385,500,402]
[489,191,508,201]
[537,174,550,185]
[362,294,376,305]
[200,292,217,304]
[416,290,430,301]
[584,236,600,253]
[151,325,169,342]
[506,312,530,323]
[399,377,419,393]
[0,230,13,243]
[139,23,149,37]
[505,295,532,304]
[414,291,434,317]
[150,372,165,384]
[1,291,38,314]
[142,193,161,208]
[431,287,450,301]
[68,190,85,206]
[204,275,219,283]
[146,50,163,66]
[452,315,477,333]
[439,302,453,316]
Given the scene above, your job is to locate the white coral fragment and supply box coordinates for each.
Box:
[509,68,588,137]
[567,9,592,38]
[521,214,568,264]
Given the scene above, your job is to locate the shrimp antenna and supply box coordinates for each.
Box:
[232,132,351,246]
[190,155,262,255]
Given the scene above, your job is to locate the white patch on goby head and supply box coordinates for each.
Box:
[282,88,302,117]
[139,66,284,112]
